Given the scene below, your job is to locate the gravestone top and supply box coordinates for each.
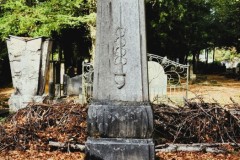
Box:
[93,0,148,102]
[148,61,167,102]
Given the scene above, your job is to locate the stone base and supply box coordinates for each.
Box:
[8,95,46,112]
[87,102,153,138]
[85,138,155,160]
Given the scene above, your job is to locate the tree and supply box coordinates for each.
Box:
[0,0,96,39]
[146,0,213,63]
[0,0,97,84]
[210,0,240,51]
[146,0,239,64]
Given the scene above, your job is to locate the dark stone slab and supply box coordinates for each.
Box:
[87,103,153,138]
[48,82,55,99]
[85,138,155,160]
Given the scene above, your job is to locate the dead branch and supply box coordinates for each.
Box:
[155,143,229,153]
[0,103,87,151]
[49,141,85,151]
[153,96,240,144]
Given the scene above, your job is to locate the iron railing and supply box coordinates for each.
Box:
[82,54,189,104]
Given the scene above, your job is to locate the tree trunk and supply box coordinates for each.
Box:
[192,52,196,73]
[213,47,215,63]
[205,49,208,64]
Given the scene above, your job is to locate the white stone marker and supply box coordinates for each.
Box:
[148,61,167,102]
[86,0,154,159]
[6,36,52,112]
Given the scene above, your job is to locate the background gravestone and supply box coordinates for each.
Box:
[148,61,167,103]
[6,36,52,111]
[86,0,155,159]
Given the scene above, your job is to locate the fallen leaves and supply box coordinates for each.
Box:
[156,151,240,160]
[1,99,240,159]
[0,150,85,160]
[0,102,88,151]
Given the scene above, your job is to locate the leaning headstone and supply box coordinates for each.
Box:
[148,61,167,103]
[86,0,154,159]
[6,36,52,112]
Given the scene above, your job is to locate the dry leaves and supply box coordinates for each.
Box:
[0,150,85,160]
[0,103,88,151]
[1,99,240,159]
[156,151,240,160]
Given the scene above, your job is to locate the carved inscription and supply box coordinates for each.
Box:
[114,27,127,89]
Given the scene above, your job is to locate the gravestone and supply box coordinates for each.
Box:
[6,36,52,111]
[148,61,167,102]
[189,64,196,82]
[63,74,82,96]
[86,0,155,160]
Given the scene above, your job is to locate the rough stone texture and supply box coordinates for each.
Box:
[6,36,52,111]
[39,40,53,95]
[55,84,61,98]
[87,102,153,138]
[87,0,155,159]
[63,74,82,96]
[148,61,167,102]
[93,0,148,102]
[86,138,155,160]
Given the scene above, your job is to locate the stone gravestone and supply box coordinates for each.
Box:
[86,0,155,160]
[148,61,167,103]
[63,74,82,96]
[189,64,196,82]
[6,36,52,112]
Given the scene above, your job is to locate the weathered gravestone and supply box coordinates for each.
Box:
[148,61,167,103]
[63,74,82,96]
[86,0,155,159]
[6,36,52,112]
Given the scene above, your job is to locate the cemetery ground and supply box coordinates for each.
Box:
[0,74,240,159]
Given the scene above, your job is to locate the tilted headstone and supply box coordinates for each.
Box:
[148,61,167,102]
[86,0,154,159]
[6,36,52,111]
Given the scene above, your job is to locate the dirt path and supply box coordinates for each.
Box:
[0,75,240,106]
[189,75,240,104]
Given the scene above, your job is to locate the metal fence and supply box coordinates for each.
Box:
[82,54,189,104]
[148,54,189,104]
[82,62,94,103]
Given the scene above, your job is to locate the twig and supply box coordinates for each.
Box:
[49,141,85,151]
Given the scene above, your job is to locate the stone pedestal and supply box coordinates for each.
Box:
[87,102,153,138]
[86,0,155,159]
[6,36,52,111]
[86,138,155,160]
[87,102,154,159]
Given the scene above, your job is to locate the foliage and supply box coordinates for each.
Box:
[146,0,240,62]
[0,0,239,71]
[210,0,240,50]
[146,0,211,60]
[215,48,240,62]
[0,0,96,39]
